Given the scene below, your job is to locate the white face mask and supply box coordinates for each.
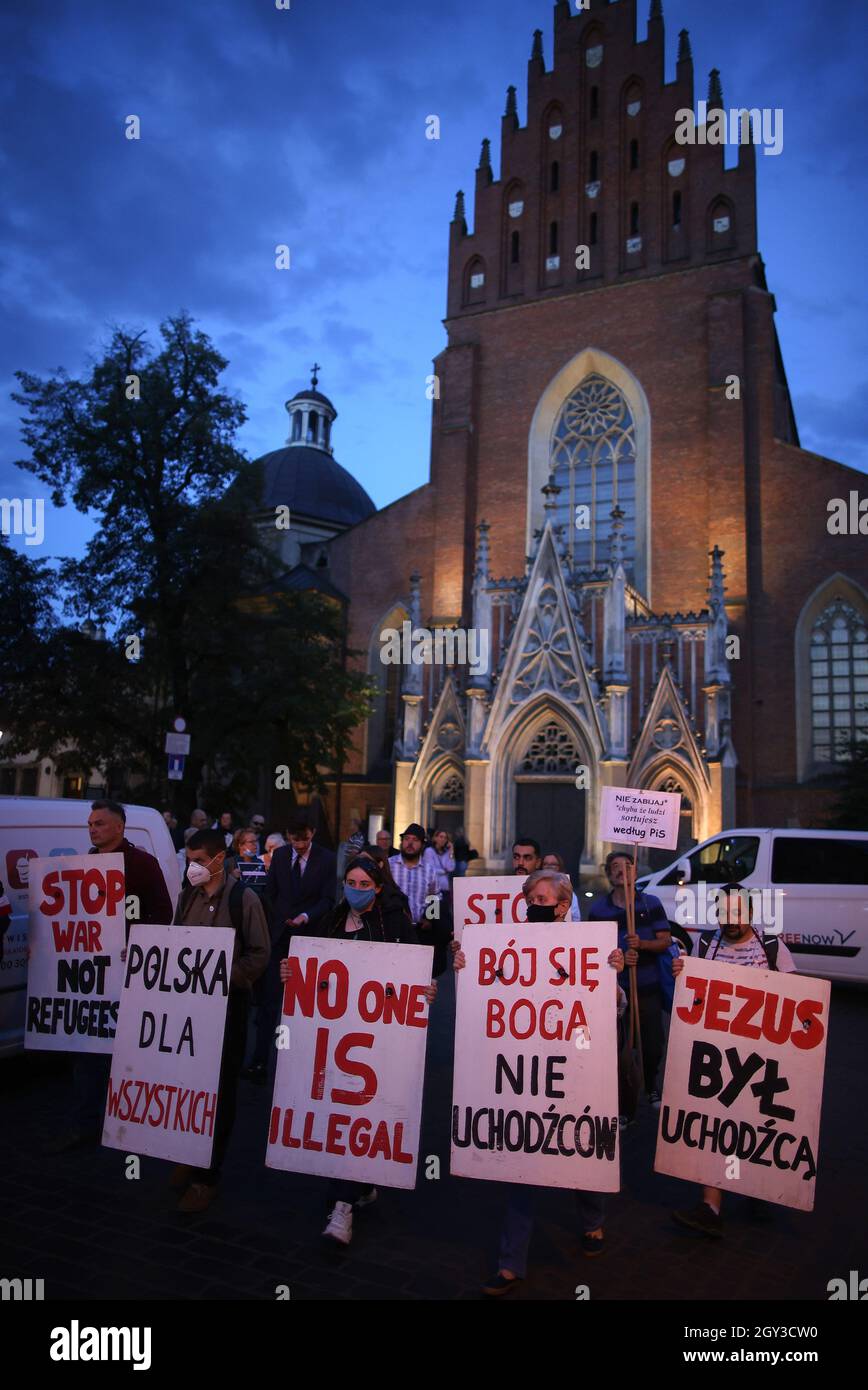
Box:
[187,856,218,887]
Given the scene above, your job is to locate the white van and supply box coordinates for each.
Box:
[0,797,181,1057]
[636,828,868,984]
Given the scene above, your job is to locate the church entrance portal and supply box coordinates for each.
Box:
[514,782,585,888]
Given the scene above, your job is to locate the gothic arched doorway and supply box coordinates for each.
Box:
[514,720,585,884]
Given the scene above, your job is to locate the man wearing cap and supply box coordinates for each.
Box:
[388,825,439,930]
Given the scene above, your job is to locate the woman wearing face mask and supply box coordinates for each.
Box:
[279,854,437,1247]
[453,868,626,1296]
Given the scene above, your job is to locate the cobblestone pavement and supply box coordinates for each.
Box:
[1,973,865,1301]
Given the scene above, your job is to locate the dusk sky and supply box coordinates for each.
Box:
[1,0,866,563]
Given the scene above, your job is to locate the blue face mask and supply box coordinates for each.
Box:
[345,885,376,912]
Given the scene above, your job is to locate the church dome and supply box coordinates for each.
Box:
[256,445,376,528]
[253,366,376,529]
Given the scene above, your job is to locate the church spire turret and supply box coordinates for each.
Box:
[531,29,543,64]
[677,28,692,64]
[452,189,467,235]
[608,504,627,569]
[649,0,663,20]
[704,546,732,757]
[707,68,724,112]
[504,85,518,129]
[478,138,492,183]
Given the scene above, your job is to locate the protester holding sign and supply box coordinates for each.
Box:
[45,800,174,1156]
[276,854,437,1247]
[589,851,671,1107]
[170,827,269,1213]
[665,884,803,1237]
[453,869,625,1295]
[102,923,235,1173]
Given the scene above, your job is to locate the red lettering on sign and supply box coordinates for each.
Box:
[331,1032,377,1105]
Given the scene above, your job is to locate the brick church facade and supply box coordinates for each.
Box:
[287,0,866,878]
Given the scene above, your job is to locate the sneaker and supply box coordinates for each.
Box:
[240,1064,267,1085]
[354,1187,378,1210]
[42,1129,100,1155]
[323,1201,353,1246]
[481,1271,521,1297]
[673,1201,723,1238]
[178,1182,218,1214]
[649,1090,662,1109]
[581,1231,606,1257]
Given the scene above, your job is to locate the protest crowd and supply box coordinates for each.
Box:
[27,794,825,1300]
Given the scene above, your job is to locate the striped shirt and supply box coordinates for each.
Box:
[388,854,438,924]
[701,929,796,973]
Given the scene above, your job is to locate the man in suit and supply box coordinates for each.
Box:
[242,815,336,1082]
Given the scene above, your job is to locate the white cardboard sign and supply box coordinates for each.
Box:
[102,924,234,1167]
[654,956,829,1210]
[599,785,682,849]
[452,875,528,943]
[451,923,620,1190]
[25,853,126,1053]
[266,936,432,1189]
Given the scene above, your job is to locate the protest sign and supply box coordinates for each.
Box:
[654,956,829,1210]
[266,936,432,1189]
[102,925,234,1167]
[451,922,620,1189]
[452,875,528,943]
[599,785,681,850]
[25,853,126,1053]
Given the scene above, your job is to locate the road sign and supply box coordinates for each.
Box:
[167,754,185,782]
[165,732,191,756]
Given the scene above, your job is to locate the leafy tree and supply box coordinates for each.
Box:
[10,313,373,809]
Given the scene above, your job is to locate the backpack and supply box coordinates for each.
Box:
[697,928,779,971]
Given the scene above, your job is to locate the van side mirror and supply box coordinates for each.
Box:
[675,858,691,885]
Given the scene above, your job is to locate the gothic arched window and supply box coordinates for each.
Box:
[809,600,868,765]
[550,373,638,573]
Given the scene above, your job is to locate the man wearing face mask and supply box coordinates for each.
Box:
[171,827,270,1213]
[454,868,627,1295]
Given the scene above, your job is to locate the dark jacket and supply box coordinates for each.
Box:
[266,841,336,946]
[89,838,174,929]
[323,890,418,945]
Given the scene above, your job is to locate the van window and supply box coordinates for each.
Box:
[772,836,868,886]
[659,834,761,886]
